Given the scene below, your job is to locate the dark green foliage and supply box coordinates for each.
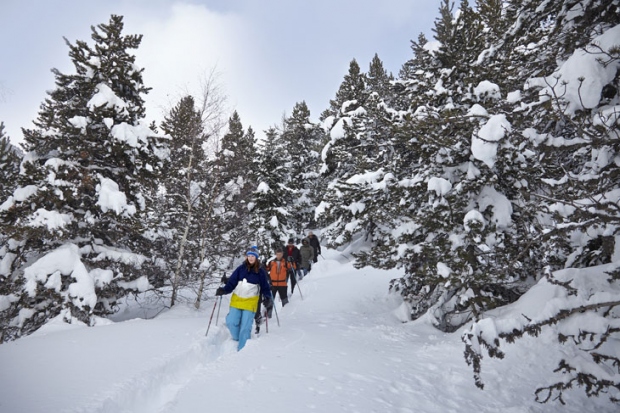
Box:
[319,58,398,251]
[251,101,325,252]
[0,15,168,341]
[210,112,258,264]
[367,53,393,101]
[456,0,620,404]
[321,59,368,121]
[464,270,620,404]
[0,122,21,204]
[251,127,292,253]
[158,95,208,306]
[344,0,533,332]
[281,101,324,235]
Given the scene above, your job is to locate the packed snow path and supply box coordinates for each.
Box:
[0,249,614,413]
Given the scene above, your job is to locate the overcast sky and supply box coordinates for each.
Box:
[0,0,439,145]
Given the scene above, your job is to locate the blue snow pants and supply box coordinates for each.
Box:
[226,307,255,351]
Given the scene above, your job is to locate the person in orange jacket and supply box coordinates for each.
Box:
[266,247,293,306]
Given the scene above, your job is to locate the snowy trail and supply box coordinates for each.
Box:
[0,249,615,412]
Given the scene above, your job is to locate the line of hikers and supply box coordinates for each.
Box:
[215,232,322,350]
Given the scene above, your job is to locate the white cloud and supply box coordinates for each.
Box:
[127,3,244,120]
[0,0,437,145]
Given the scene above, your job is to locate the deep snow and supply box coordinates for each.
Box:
[0,249,615,413]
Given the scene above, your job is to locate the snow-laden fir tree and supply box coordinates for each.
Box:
[317,59,369,188]
[279,101,324,237]
[320,59,368,122]
[0,122,20,204]
[465,0,620,403]
[191,113,259,309]
[395,32,442,113]
[354,34,444,270]
[210,111,258,263]
[0,15,169,342]
[250,127,293,253]
[318,55,399,251]
[316,60,368,237]
[0,122,22,331]
[367,53,394,104]
[358,0,536,331]
[159,95,209,307]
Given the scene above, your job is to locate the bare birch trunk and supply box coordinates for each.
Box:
[194,169,222,309]
[170,139,196,307]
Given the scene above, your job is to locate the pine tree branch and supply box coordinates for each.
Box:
[531,191,620,224]
[500,300,620,343]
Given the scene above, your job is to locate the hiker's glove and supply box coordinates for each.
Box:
[215,287,225,296]
[263,297,274,311]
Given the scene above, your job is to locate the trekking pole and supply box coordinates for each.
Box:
[215,273,227,326]
[287,256,302,299]
[271,293,280,327]
[264,306,269,333]
[215,295,223,326]
[286,257,295,293]
[292,270,304,301]
[205,297,219,337]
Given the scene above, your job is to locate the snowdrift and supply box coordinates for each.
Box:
[0,249,616,413]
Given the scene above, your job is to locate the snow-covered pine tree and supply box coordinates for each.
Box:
[304,121,330,232]
[395,32,442,113]
[377,0,482,327]
[192,155,227,309]
[211,111,258,262]
[475,0,511,47]
[368,0,536,331]
[356,31,439,269]
[317,59,370,198]
[0,122,22,337]
[0,15,169,341]
[0,122,20,204]
[348,55,399,253]
[464,0,620,403]
[159,95,208,307]
[367,53,394,104]
[317,55,399,252]
[279,101,324,237]
[250,127,291,253]
[320,59,368,121]
[317,59,370,237]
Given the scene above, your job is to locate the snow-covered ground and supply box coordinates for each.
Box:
[0,249,614,413]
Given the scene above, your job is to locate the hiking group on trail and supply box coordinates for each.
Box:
[213,234,321,351]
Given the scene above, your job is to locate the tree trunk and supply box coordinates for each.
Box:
[194,166,222,309]
[170,144,196,307]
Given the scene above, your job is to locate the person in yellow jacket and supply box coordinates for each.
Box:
[216,247,273,350]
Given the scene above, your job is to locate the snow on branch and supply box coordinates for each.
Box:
[526,24,620,116]
[463,263,620,404]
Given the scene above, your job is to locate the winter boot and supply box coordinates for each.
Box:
[254,312,263,334]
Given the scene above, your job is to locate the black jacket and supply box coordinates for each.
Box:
[308,235,321,255]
